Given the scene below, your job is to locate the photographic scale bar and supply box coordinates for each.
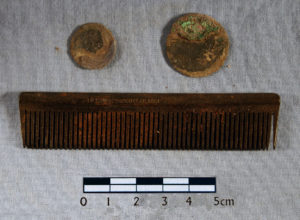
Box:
[83,177,216,193]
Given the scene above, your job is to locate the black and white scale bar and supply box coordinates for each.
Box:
[83,177,216,193]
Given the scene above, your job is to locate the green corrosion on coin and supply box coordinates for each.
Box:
[176,16,219,40]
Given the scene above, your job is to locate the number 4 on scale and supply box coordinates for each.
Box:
[186,197,192,206]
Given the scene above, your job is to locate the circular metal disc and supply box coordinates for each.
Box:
[69,23,116,70]
[166,14,229,77]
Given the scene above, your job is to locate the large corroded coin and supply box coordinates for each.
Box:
[69,23,116,70]
[166,14,229,77]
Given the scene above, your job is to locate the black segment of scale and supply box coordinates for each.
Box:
[189,177,216,185]
[136,178,163,185]
[83,178,110,185]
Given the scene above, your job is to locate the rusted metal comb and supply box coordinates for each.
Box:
[19,92,280,150]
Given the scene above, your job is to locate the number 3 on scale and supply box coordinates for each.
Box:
[162,196,168,206]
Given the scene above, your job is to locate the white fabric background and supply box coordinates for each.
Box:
[0,0,299,219]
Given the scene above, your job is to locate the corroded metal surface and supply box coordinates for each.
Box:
[19,93,280,150]
[69,23,116,70]
[166,14,229,77]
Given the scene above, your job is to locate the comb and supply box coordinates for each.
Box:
[19,92,280,150]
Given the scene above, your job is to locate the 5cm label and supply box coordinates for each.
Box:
[214,197,234,206]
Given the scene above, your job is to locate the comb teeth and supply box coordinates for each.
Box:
[19,93,280,150]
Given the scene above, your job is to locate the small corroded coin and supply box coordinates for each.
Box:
[166,14,229,77]
[69,23,116,70]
